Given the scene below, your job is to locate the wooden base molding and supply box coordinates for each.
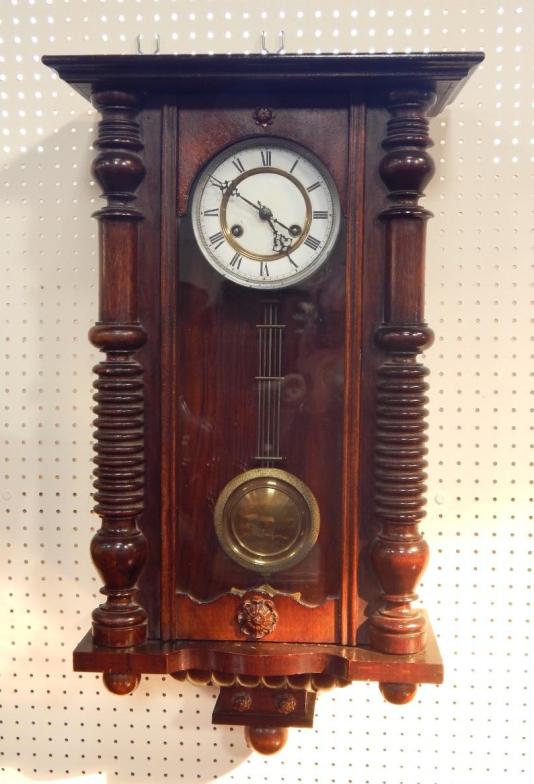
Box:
[74,614,442,685]
[78,621,441,752]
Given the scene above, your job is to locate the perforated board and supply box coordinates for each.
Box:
[0,2,532,783]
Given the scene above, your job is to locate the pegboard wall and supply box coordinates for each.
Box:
[0,1,531,783]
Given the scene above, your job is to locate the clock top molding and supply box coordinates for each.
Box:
[43,51,483,111]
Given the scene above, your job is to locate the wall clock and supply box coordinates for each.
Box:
[43,51,483,754]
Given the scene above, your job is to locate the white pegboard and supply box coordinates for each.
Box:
[0,2,532,783]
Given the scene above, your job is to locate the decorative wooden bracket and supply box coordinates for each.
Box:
[213,685,316,754]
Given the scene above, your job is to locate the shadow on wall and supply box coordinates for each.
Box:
[0,120,253,782]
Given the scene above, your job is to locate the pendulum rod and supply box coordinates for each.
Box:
[254,301,285,468]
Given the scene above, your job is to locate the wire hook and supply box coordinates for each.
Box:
[260,31,285,55]
[136,34,160,55]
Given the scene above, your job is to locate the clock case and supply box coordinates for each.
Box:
[43,52,483,752]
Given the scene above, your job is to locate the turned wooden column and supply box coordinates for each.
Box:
[88,90,148,654]
[369,88,436,656]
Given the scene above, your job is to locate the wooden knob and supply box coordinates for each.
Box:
[244,726,288,755]
[103,672,141,695]
[379,682,418,705]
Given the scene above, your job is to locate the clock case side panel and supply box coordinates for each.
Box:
[168,103,366,645]
[134,98,173,640]
[355,106,390,645]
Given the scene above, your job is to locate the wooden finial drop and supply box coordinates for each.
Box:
[245,726,288,755]
[103,672,141,695]
[379,682,418,705]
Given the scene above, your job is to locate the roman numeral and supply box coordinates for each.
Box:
[260,262,269,277]
[203,208,219,217]
[313,210,328,219]
[209,231,225,250]
[307,181,321,193]
[304,235,320,251]
[229,252,242,269]
[232,158,245,173]
[290,158,299,173]
[288,255,298,270]
[261,150,272,167]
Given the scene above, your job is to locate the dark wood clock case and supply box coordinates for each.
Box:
[43,52,483,753]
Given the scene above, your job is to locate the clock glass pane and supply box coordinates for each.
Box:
[173,118,350,642]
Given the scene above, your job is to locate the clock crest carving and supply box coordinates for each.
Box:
[43,51,483,754]
[253,106,275,128]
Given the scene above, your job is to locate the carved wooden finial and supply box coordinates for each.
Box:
[103,672,141,695]
[245,726,289,755]
[379,681,418,705]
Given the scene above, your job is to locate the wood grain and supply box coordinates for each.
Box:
[177,108,349,215]
[89,90,148,648]
[135,105,164,639]
[368,89,437,654]
[174,593,337,643]
[158,102,179,640]
[42,52,485,115]
[73,611,443,684]
[339,103,366,645]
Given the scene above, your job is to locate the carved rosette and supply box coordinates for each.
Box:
[369,89,436,656]
[253,106,275,128]
[275,692,297,715]
[89,91,148,652]
[237,592,279,639]
[231,692,253,712]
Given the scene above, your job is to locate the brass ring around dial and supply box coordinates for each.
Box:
[220,167,313,262]
[213,468,320,574]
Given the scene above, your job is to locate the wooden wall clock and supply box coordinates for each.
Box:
[43,52,483,754]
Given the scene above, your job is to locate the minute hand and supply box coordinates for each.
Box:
[230,186,292,233]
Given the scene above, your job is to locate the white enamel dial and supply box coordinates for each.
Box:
[191,137,341,289]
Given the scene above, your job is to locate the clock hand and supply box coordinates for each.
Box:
[256,202,293,252]
[210,176,231,194]
[225,185,293,252]
[227,186,292,248]
[229,186,260,213]
[230,188,290,232]
[272,217,291,232]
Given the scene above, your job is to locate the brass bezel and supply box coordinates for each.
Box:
[213,468,320,575]
[220,167,312,262]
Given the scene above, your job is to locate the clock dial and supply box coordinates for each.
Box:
[191,137,341,289]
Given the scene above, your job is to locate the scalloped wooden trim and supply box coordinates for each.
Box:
[169,670,348,691]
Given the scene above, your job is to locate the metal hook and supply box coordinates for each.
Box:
[260,30,285,55]
[136,34,160,55]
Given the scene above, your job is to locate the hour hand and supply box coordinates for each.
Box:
[257,202,292,252]
[209,175,231,194]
